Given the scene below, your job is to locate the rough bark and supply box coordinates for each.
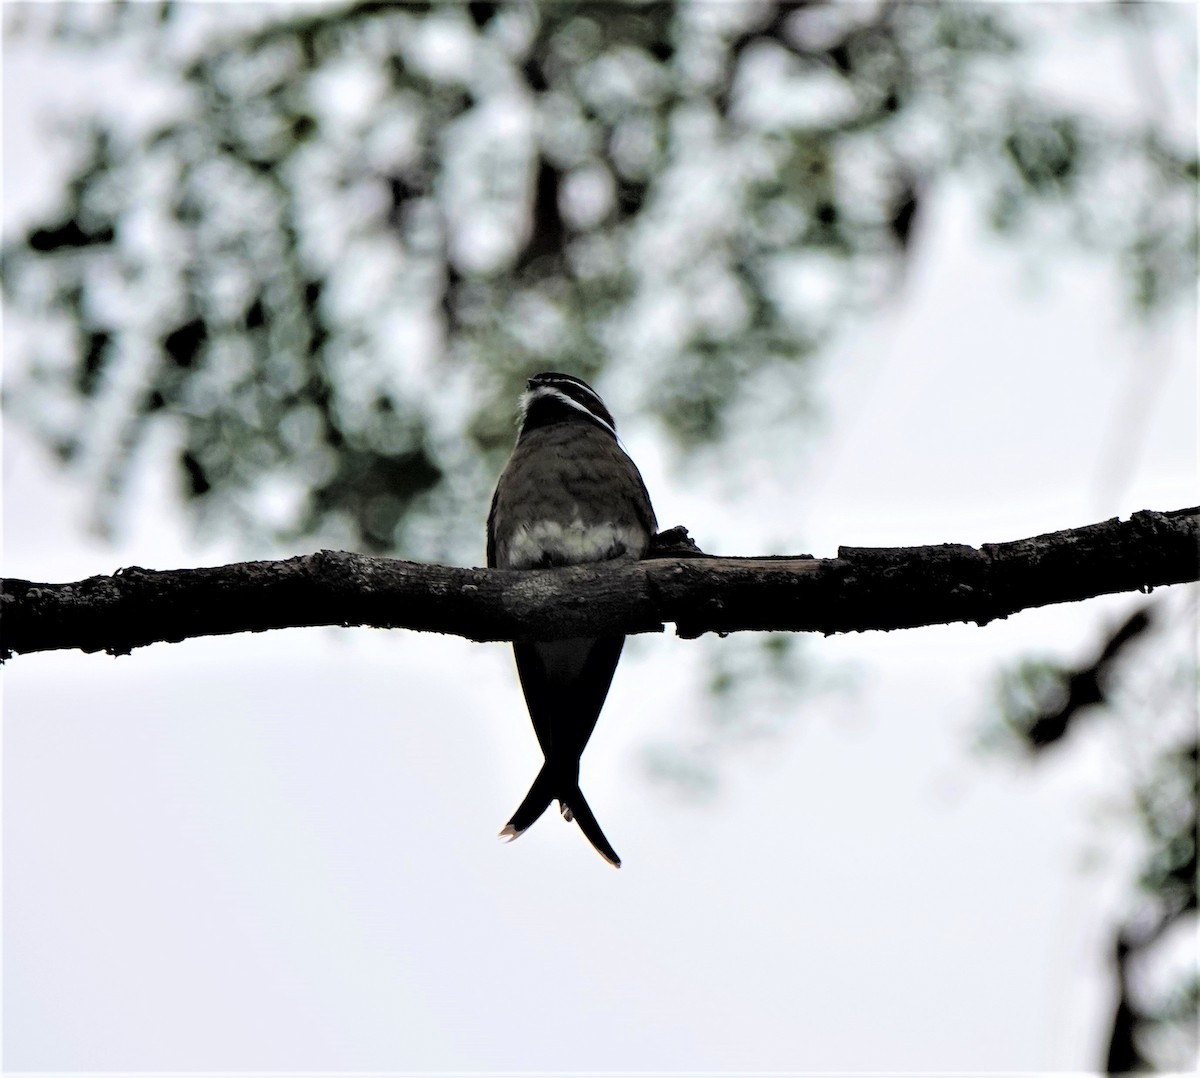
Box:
[1,508,1196,661]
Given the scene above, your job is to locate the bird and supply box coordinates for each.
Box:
[487,372,657,868]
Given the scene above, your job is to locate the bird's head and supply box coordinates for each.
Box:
[519,372,617,438]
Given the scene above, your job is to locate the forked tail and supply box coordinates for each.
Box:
[499,762,621,868]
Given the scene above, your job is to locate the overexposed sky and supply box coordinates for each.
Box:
[3,6,1197,1073]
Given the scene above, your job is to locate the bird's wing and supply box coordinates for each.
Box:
[486,481,501,568]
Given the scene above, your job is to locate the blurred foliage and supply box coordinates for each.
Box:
[2,0,1196,557]
[4,6,1196,1066]
[1107,733,1198,1074]
[988,597,1199,1073]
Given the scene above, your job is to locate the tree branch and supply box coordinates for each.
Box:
[2,508,1196,661]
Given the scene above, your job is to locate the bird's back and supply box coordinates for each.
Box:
[489,422,656,570]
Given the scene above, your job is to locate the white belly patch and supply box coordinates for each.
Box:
[504,519,645,569]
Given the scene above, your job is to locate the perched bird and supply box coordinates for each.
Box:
[488,372,657,868]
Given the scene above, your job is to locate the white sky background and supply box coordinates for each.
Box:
[2,3,1198,1073]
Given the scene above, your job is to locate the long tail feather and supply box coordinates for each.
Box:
[499,767,621,868]
[562,784,621,868]
[499,762,556,841]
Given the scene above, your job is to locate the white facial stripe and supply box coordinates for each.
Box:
[552,378,605,413]
[520,386,617,438]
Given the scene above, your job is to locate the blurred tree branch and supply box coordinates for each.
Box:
[997,604,1157,750]
[3,507,1195,661]
[991,593,1199,1073]
[3,1,1195,556]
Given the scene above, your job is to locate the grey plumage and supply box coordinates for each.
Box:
[488,372,656,867]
